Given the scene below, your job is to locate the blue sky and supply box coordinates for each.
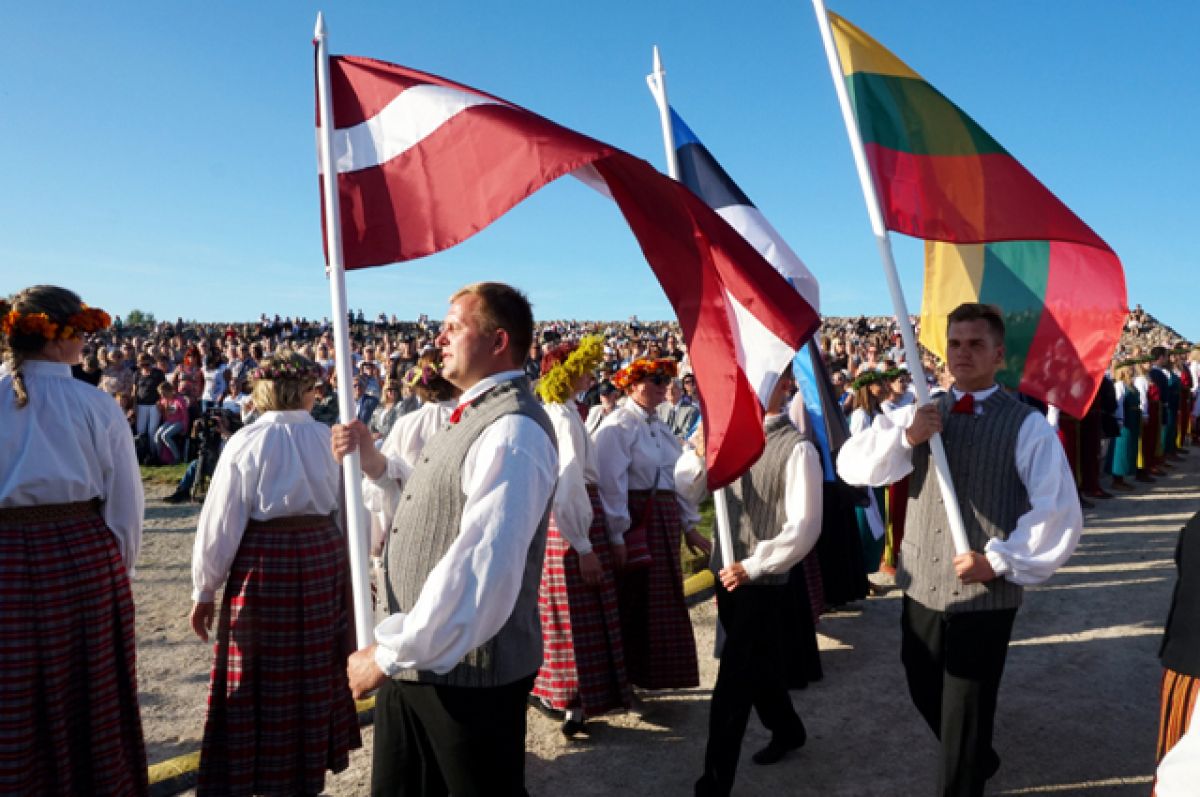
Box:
[4,2,1197,337]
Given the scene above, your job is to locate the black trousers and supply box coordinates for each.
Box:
[698,582,806,796]
[901,596,1017,797]
[371,674,535,797]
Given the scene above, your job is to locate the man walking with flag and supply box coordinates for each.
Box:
[336,282,558,796]
[678,367,824,796]
[837,303,1082,796]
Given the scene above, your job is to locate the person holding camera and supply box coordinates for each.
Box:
[189,350,360,795]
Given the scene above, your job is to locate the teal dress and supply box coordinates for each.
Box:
[1112,387,1141,478]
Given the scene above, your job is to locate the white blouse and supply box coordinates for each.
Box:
[836,388,1083,585]
[593,400,701,545]
[364,398,456,528]
[191,410,340,601]
[545,400,599,555]
[674,422,823,582]
[0,360,143,570]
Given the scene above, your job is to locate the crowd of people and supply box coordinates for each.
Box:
[3,282,1198,796]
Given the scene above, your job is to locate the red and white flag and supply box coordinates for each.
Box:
[318,55,819,488]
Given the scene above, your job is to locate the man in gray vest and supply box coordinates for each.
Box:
[336,282,558,797]
[680,368,824,797]
[837,303,1082,797]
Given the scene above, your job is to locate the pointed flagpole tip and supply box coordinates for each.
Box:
[652,44,663,72]
[314,11,326,39]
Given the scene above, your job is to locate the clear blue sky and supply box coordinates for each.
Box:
[4,1,1196,336]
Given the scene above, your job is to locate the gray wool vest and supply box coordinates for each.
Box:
[384,377,556,687]
[898,389,1034,613]
[712,414,811,586]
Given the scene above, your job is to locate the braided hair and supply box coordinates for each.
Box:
[1,286,86,409]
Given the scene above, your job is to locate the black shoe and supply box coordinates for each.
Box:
[561,717,586,739]
[163,489,188,504]
[1079,497,1095,509]
[527,694,564,720]
[983,748,1001,780]
[751,727,806,765]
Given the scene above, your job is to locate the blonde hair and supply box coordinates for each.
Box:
[2,286,85,409]
[250,350,320,412]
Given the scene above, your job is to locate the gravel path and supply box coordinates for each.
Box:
[137,454,1194,795]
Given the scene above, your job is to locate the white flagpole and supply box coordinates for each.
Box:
[810,0,970,557]
[314,11,375,648]
[646,45,736,575]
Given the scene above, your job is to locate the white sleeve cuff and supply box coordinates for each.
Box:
[192,589,214,603]
[984,549,1011,579]
[374,641,403,677]
[741,557,763,582]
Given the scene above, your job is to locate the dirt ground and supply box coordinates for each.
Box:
[136,454,1195,795]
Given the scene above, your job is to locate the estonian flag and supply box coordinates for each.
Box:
[670,107,846,477]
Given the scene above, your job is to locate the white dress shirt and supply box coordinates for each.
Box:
[191,410,340,601]
[593,400,701,545]
[675,419,823,582]
[545,400,599,555]
[373,370,558,677]
[0,360,143,570]
[836,386,1083,585]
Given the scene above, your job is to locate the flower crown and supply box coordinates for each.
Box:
[850,369,887,391]
[610,357,678,391]
[0,301,111,341]
[536,335,605,404]
[251,354,324,384]
[404,360,444,389]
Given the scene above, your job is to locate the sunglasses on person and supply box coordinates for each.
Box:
[643,374,671,386]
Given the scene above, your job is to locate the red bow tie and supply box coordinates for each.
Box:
[951,393,975,415]
[449,403,468,425]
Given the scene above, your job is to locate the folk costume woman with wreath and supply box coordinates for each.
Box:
[594,357,709,691]
[530,336,633,737]
[847,369,889,574]
[0,285,148,795]
[361,350,461,554]
[190,350,360,796]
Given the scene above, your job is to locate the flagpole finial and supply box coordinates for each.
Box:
[314,11,326,40]
[652,44,664,74]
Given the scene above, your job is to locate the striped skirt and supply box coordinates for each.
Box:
[198,515,361,797]
[0,501,147,796]
[532,486,632,717]
[617,490,699,690]
[1157,667,1199,763]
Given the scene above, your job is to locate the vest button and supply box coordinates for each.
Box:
[405,495,412,501]
[931,556,939,563]
[929,585,937,592]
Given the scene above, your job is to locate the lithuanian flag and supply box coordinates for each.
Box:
[828,12,1126,418]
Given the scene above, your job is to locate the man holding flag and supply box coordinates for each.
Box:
[337,282,558,796]
[837,303,1082,796]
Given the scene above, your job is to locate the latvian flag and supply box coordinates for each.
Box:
[318,54,819,488]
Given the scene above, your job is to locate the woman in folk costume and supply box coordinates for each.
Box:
[1110,360,1142,489]
[847,369,888,575]
[879,367,913,574]
[0,286,148,796]
[190,351,360,797]
[361,352,459,612]
[530,337,632,737]
[1135,358,1164,478]
[594,357,710,690]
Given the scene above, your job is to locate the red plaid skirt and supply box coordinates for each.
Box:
[532,486,632,717]
[198,514,361,796]
[0,501,147,796]
[617,490,699,689]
